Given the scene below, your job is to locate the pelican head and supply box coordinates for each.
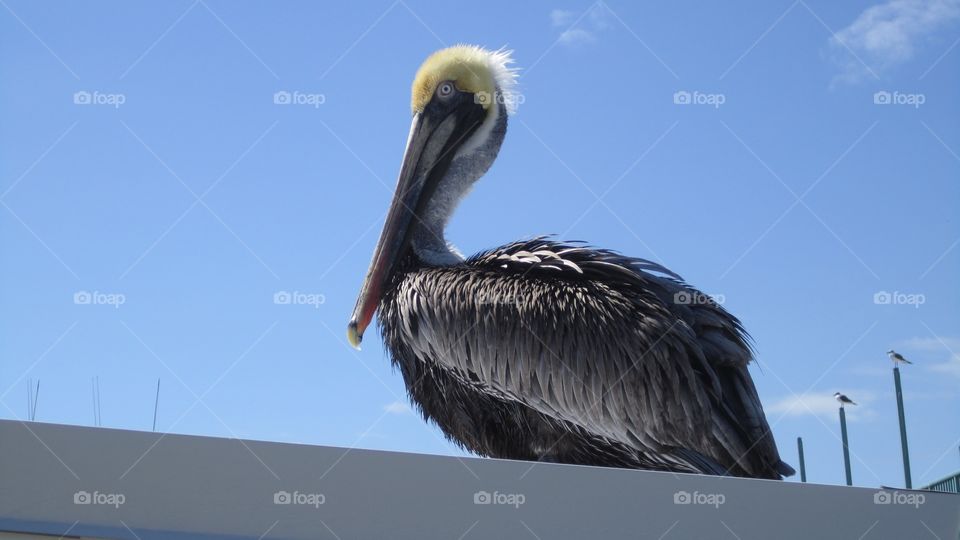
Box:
[348,46,519,348]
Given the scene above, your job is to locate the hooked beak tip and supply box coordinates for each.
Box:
[347,321,362,350]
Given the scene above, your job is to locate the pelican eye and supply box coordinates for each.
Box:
[437,81,455,98]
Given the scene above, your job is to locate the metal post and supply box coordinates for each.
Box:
[797,437,807,483]
[839,407,852,486]
[893,367,912,488]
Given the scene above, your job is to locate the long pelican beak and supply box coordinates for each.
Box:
[348,93,486,349]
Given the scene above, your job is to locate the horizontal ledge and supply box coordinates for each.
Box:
[0,420,957,540]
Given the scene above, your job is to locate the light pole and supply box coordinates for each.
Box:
[797,437,807,483]
[839,406,852,486]
[893,365,912,488]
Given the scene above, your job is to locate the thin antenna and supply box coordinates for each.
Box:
[30,379,39,421]
[27,379,35,421]
[97,376,102,426]
[152,378,160,432]
[92,377,98,426]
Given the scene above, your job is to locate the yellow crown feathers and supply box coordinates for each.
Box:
[411,45,519,115]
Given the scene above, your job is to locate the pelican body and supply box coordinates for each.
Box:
[348,46,793,479]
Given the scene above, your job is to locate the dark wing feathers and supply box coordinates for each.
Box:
[394,238,789,478]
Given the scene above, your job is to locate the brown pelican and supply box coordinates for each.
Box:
[347,45,794,479]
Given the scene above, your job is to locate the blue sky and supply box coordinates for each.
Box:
[1,0,958,489]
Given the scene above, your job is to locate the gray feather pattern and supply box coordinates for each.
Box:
[379,238,793,478]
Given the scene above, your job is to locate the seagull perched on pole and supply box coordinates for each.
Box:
[887,350,912,365]
[834,393,857,407]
